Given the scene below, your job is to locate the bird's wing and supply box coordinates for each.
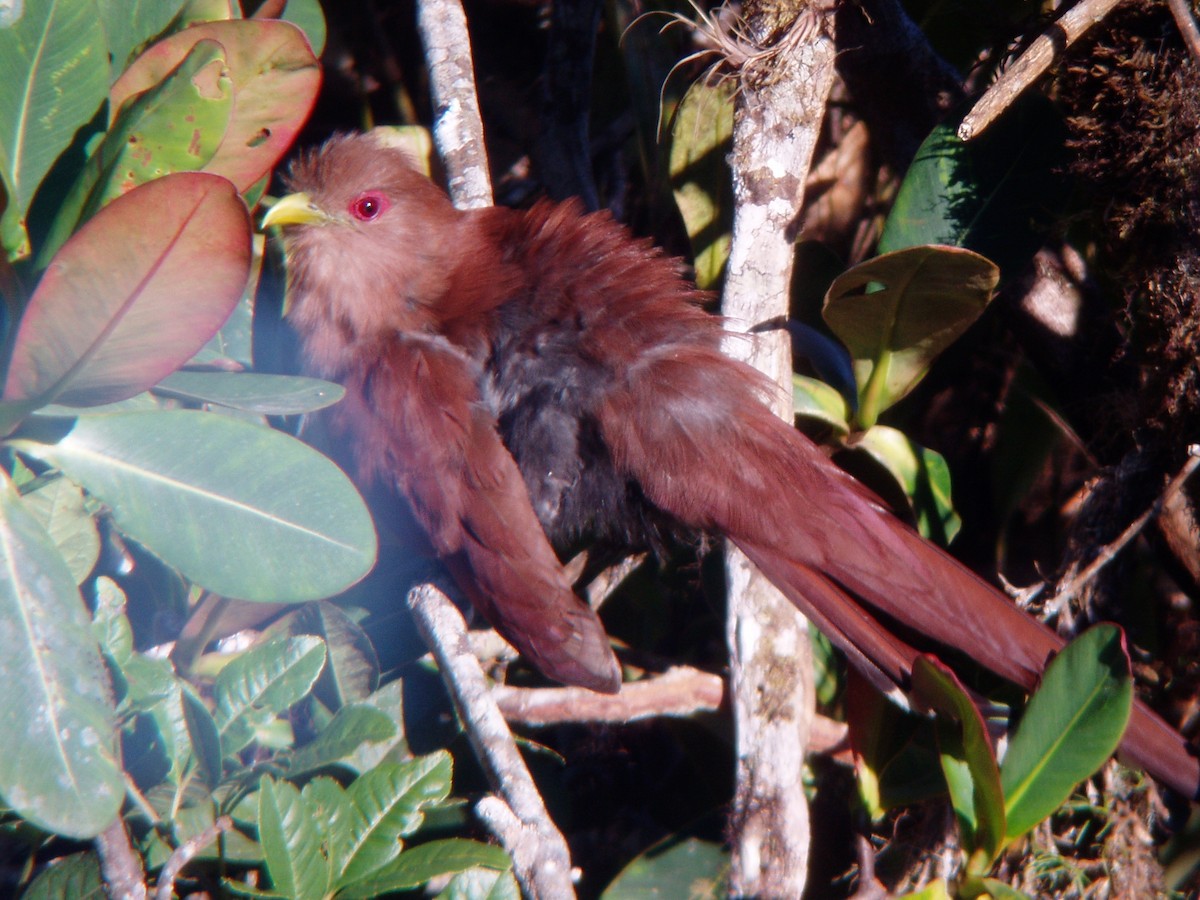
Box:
[599,342,1199,797]
[343,332,621,693]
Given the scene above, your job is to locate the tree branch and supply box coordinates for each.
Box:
[721,1,838,895]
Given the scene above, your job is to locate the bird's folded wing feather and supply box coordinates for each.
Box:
[345,332,621,693]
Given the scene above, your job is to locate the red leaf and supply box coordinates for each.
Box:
[3,173,251,407]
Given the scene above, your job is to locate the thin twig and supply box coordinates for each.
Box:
[154,816,233,900]
[95,816,148,900]
[1049,446,1200,614]
[407,583,576,899]
[1167,0,1200,61]
[958,0,1125,141]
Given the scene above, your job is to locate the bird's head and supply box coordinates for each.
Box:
[261,132,465,368]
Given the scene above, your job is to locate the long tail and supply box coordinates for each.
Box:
[604,345,1199,798]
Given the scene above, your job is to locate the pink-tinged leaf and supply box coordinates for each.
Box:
[3,173,251,409]
[110,19,320,193]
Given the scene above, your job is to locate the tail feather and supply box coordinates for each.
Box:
[605,351,1199,798]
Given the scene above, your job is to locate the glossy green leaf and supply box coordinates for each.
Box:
[155,371,344,415]
[213,634,326,752]
[279,0,326,57]
[912,655,1005,864]
[343,680,413,773]
[878,99,1068,277]
[285,704,396,778]
[3,173,251,411]
[1000,624,1132,842]
[894,880,952,900]
[0,0,109,259]
[0,471,121,838]
[438,868,520,900]
[15,410,377,602]
[336,753,454,886]
[601,835,728,899]
[978,878,1035,899]
[793,374,850,437]
[22,476,99,583]
[854,425,961,544]
[111,18,320,193]
[96,0,189,75]
[339,839,512,899]
[274,601,379,706]
[258,776,331,900]
[669,78,734,290]
[823,245,999,427]
[90,576,132,665]
[21,851,105,899]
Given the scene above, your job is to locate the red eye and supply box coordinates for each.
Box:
[349,191,389,221]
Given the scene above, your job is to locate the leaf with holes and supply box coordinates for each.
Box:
[2,173,250,417]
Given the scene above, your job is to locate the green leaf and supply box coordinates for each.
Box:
[43,36,235,249]
[91,576,132,664]
[182,680,223,788]
[0,470,121,838]
[1000,624,1132,842]
[823,245,999,428]
[793,374,850,437]
[853,425,961,544]
[279,0,326,57]
[437,868,520,900]
[0,0,109,259]
[110,18,320,193]
[978,877,1035,899]
[285,704,397,778]
[3,173,251,412]
[21,851,105,899]
[96,0,189,75]
[338,839,512,898]
[343,680,412,773]
[22,476,99,583]
[878,99,1068,277]
[336,753,454,886]
[601,835,728,899]
[668,78,734,290]
[15,410,377,602]
[213,634,326,753]
[155,371,345,415]
[258,776,332,900]
[274,601,379,706]
[911,656,1005,865]
[893,879,952,900]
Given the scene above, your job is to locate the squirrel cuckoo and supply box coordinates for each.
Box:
[262,132,1199,799]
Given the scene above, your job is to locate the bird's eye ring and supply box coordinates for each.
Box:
[350,191,390,222]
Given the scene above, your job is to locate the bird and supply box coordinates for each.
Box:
[261,131,1199,799]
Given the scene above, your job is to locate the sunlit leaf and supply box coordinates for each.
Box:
[438,868,520,900]
[0,0,109,259]
[213,634,326,752]
[111,17,320,193]
[3,173,251,412]
[22,476,99,583]
[273,600,379,706]
[285,704,396,778]
[823,245,999,427]
[14,410,377,602]
[336,753,454,886]
[793,374,850,437]
[912,655,1005,864]
[853,425,961,544]
[0,470,121,838]
[21,851,105,899]
[669,78,734,290]
[1000,624,1132,842]
[278,0,326,56]
[96,0,189,76]
[338,839,512,899]
[258,776,331,900]
[155,371,344,415]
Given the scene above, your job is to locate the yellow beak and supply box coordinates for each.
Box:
[260,192,332,230]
